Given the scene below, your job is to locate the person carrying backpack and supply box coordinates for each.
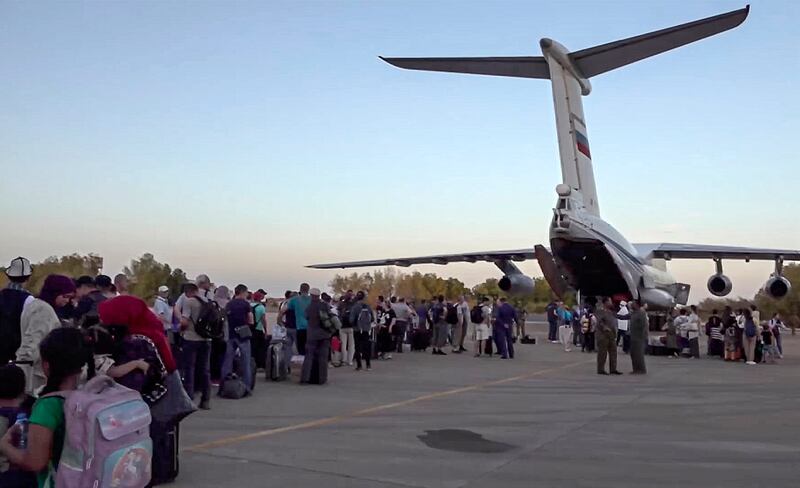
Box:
[179,283,214,409]
[0,328,89,488]
[0,364,36,488]
[0,257,34,365]
[349,291,374,371]
[430,296,449,356]
[742,308,759,365]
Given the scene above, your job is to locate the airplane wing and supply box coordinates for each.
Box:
[307,248,536,269]
[634,243,800,261]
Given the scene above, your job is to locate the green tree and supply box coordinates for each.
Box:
[123,253,187,302]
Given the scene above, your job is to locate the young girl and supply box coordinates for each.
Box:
[0,328,87,488]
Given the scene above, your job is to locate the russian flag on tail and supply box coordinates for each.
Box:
[575,130,591,159]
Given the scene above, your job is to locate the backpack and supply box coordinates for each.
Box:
[470,305,484,324]
[445,304,459,325]
[744,319,757,338]
[0,289,28,364]
[192,297,224,340]
[430,304,444,324]
[356,305,373,331]
[45,375,153,488]
[319,308,341,333]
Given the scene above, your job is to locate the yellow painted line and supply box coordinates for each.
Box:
[184,359,588,452]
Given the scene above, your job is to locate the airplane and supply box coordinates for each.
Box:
[309,5,799,309]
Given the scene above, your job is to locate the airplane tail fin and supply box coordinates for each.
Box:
[380,6,750,216]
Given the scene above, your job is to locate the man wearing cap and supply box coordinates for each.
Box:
[0,257,34,364]
[301,288,332,384]
[154,286,173,333]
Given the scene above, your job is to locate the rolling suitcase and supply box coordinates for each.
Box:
[149,421,179,485]
[411,328,431,351]
[266,341,288,381]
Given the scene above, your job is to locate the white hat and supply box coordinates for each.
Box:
[158,285,170,293]
[5,257,32,278]
[309,287,321,296]
[620,301,628,306]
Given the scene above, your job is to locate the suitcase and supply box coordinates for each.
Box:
[232,350,257,392]
[266,341,289,381]
[149,422,179,485]
[411,328,431,351]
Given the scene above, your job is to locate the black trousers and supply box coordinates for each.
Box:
[301,338,330,384]
[354,330,371,368]
[393,322,407,353]
[297,329,308,355]
[252,329,267,369]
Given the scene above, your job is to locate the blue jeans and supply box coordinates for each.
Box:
[494,325,514,359]
[221,337,253,392]
[181,339,211,402]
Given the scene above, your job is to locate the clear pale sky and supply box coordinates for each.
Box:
[1,0,798,301]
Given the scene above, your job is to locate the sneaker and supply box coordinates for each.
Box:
[746,361,756,365]
[597,371,609,375]
[438,350,447,355]
[565,348,572,352]
[610,371,623,375]
[199,400,211,410]
[474,354,481,357]
[366,366,372,371]
[355,366,362,371]
[452,349,462,354]
[459,346,468,353]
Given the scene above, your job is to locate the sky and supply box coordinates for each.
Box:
[1,0,798,301]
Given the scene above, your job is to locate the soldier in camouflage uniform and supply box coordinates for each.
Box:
[595,297,622,375]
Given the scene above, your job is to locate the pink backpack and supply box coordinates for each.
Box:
[44,375,153,488]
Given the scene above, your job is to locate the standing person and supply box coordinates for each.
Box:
[456,295,470,353]
[686,305,701,359]
[430,296,449,356]
[557,303,573,352]
[221,285,254,395]
[251,290,268,370]
[179,283,212,409]
[581,307,596,352]
[470,298,493,357]
[301,289,332,384]
[0,328,87,488]
[493,298,516,359]
[722,307,739,361]
[278,291,297,356]
[338,291,356,366]
[616,301,630,353]
[415,300,429,332]
[154,285,173,334]
[663,309,680,358]
[572,305,583,347]
[595,297,622,375]
[286,284,311,355]
[545,300,559,343]
[391,297,413,353]
[349,291,374,371]
[515,306,528,341]
[0,256,34,365]
[113,273,129,295]
[209,285,230,383]
[628,300,648,374]
[761,322,780,363]
[768,313,785,357]
[742,308,759,365]
[706,310,724,358]
[18,275,76,394]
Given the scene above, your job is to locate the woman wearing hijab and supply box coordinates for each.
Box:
[17,274,76,394]
[98,295,177,372]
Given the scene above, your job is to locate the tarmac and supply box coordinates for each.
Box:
[174,323,800,488]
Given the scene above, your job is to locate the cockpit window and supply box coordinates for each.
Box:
[557,198,569,210]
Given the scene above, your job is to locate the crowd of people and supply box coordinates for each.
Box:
[0,253,795,488]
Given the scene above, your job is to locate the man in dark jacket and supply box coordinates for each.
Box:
[302,288,332,384]
[0,257,33,364]
[595,297,622,375]
[349,291,374,371]
[628,300,648,374]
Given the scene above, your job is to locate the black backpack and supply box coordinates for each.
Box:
[470,305,484,324]
[193,297,224,340]
[0,289,28,364]
[445,304,459,325]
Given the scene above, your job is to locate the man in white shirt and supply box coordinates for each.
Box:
[456,296,470,353]
[153,285,173,333]
[687,305,701,358]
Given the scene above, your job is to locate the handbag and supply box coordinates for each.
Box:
[149,370,197,426]
[235,325,253,340]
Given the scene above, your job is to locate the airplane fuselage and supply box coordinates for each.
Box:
[550,190,682,309]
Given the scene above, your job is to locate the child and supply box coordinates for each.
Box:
[0,364,37,488]
[761,323,780,364]
[0,328,88,488]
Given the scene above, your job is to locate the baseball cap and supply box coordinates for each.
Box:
[309,288,321,296]
[158,285,170,293]
[5,257,32,278]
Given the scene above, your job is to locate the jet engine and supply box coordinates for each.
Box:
[498,274,535,296]
[706,274,732,297]
[763,275,792,299]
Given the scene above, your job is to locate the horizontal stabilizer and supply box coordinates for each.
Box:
[571,5,750,77]
[380,56,550,79]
